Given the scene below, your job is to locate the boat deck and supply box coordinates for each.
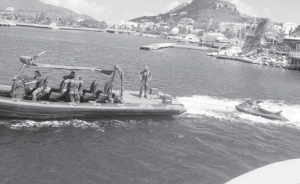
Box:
[0,84,181,106]
[121,90,181,105]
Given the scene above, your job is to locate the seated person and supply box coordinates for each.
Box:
[48,71,75,100]
[25,70,45,101]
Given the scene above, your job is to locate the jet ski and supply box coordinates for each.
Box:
[235,100,289,121]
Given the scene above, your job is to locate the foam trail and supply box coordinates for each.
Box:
[279,104,300,123]
[5,120,106,131]
[177,95,239,114]
[177,96,300,127]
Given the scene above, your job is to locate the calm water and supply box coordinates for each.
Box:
[0,27,300,184]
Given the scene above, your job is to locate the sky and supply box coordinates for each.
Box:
[40,0,300,24]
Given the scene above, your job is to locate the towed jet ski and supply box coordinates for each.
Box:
[235,100,289,121]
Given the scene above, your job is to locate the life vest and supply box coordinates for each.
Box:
[140,70,151,82]
[34,76,44,88]
[69,79,82,94]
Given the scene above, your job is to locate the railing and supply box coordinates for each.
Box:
[288,51,300,58]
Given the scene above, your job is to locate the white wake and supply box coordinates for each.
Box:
[177,95,300,127]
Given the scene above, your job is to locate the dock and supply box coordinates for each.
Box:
[140,43,175,50]
[140,43,209,51]
[172,44,209,51]
[59,27,104,32]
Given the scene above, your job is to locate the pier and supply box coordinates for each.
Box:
[59,27,104,32]
[140,43,175,50]
[140,43,209,51]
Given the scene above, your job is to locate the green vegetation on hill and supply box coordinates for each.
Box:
[131,0,255,30]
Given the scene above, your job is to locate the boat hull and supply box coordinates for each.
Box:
[0,96,186,120]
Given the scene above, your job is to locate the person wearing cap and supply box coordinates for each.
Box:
[139,66,152,98]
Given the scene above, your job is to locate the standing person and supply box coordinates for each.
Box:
[103,65,124,102]
[139,66,152,98]
[66,74,83,105]
[114,65,124,100]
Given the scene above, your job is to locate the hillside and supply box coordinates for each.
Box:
[131,0,255,30]
[0,0,95,21]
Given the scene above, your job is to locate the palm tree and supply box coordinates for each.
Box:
[244,18,271,48]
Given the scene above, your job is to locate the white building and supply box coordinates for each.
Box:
[123,21,138,28]
[190,29,204,35]
[179,11,188,15]
[179,17,194,25]
[159,22,170,29]
[219,22,249,34]
[186,24,193,31]
[170,27,179,35]
[5,7,15,12]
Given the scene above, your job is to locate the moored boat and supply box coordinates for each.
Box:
[0,52,186,120]
[217,55,236,60]
[235,57,257,64]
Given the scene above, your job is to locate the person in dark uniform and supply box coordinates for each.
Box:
[102,65,124,102]
[27,71,44,101]
[139,66,152,98]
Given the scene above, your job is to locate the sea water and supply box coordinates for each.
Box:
[0,26,300,184]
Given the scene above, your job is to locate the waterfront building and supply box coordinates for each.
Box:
[282,37,300,51]
[179,11,188,15]
[202,32,226,46]
[170,27,179,35]
[179,17,194,25]
[159,22,170,30]
[190,29,204,35]
[169,13,178,17]
[5,7,15,12]
[219,22,249,34]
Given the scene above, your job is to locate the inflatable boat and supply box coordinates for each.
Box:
[0,52,186,120]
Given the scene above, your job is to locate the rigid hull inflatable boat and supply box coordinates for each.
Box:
[0,52,186,120]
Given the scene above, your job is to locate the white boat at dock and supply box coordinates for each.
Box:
[235,56,258,64]
[177,34,200,44]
